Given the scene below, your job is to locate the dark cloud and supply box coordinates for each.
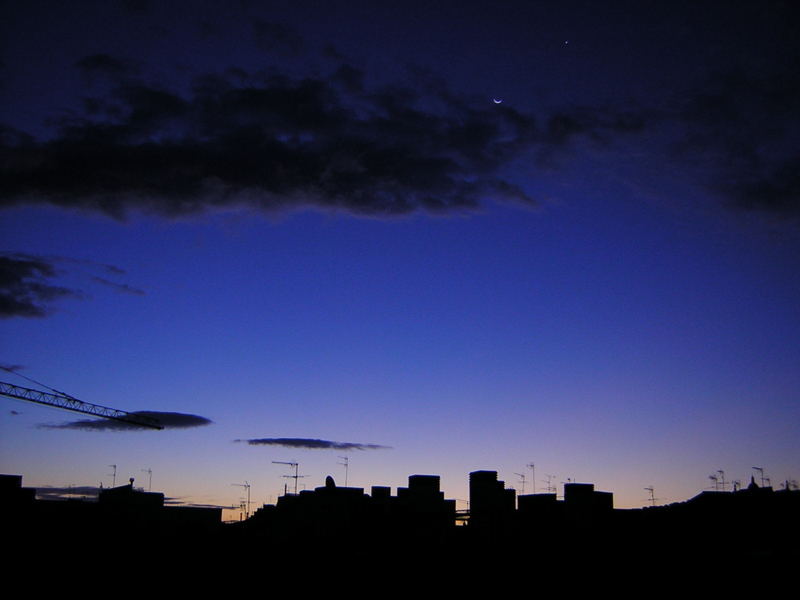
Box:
[75,53,137,80]
[198,20,221,39]
[724,158,800,217]
[40,411,213,431]
[91,276,146,296]
[332,64,364,94]
[252,20,304,55]
[544,108,645,146]
[0,253,82,318]
[0,62,553,219]
[322,44,345,61]
[236,437,390,450]
[534,106,647,167]
[1,7,795,225]
[119,0,150,15]
[24,49,796,223]
[658,0,800,219]
[0,125,33,147]
[670,66,800,219]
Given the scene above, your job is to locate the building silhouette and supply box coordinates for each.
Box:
[2,472,222,550]
[3,469,797,565]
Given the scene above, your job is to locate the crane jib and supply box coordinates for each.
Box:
[0,380,164,430]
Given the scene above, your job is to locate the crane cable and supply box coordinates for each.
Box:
[1,365,76,399]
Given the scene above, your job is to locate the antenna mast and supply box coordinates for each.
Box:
[231,481,251,519]
[527,463,535,494]
[141,468,152,491]
[272,461,304,495]
[514,472,526,495]
[752,466,766,488]
[338,456,349,487]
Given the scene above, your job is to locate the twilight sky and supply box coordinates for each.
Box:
[1,0,798,514]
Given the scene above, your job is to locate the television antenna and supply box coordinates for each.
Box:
[514,472,526,495]
[338,456,350,487]
[527,463,535,494]
[716,469,727,491]
[752,466,767,487]
[141,468,152,491]
[231,481,251,519]
[272,461,304,495]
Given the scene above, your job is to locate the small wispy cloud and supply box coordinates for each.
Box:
[0,252,145,318]
[35,485,100,501]
[163,497,228,509]
[235,437,391,450]
[0,252,83,318]
[49,256,127,276]
[91,276,146,296]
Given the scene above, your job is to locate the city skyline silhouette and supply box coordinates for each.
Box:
[5,466,798,568]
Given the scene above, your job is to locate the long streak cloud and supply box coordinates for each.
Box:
[236,437,391,450]
[41,411,213,431]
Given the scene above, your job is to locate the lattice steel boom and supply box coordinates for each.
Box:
[0,380,164,430]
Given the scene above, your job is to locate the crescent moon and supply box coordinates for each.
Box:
[493,98,503,104]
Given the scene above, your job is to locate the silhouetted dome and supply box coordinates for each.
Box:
[325,475,336,489]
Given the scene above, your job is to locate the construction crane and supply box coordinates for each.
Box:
[0,380,163,430]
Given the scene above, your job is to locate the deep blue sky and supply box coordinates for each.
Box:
[1,1,798,512]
